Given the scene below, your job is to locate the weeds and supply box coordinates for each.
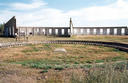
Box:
[70,62,128,83]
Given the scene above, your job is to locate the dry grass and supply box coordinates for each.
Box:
[0,35,128,44]
[0,36,128,83]
[0,63,40,83]
[0,44,127,63]
[27,35,128,44]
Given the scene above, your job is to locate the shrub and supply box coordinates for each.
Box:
[74,61,79,64]
[40,70,48,73]
[54,65,64,70]
[0,24,4,35]
[86,60,93,64]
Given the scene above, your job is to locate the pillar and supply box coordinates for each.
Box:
[41,28,44,35]
[26,27,27,36]
[77,29,81,35]
[96,28,100,35]
[64,28,68,36]
[110,28,114,35]
[52,28,55,36]
[11,26,13,36]
[125,28,128,35]
[12,26,14,36]
[38,28,40,35]
[18,27,20,36]
[45,28,49,36]
[103,28,107,35]
[32,28,34,36]
[90,28,94,35]
[117,28,122,35]
[83,29,87,35]
[58,28,62,36]
[9,27,11,36]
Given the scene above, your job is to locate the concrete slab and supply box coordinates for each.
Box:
[54,48,67,53]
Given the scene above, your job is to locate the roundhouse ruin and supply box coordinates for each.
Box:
[3,16,128,37]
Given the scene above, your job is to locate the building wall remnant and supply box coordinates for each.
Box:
[3,16,17,37]
[3,16,128,37]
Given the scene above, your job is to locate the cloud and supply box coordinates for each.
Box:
[0,0,128,27]
[66,0,128,26]
[10,0,47,10]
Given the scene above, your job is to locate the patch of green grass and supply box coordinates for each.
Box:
[111,56,127,61]
[104,56,127,62]
[79,56,84,58]
[22,47,40,53]
[14,59,63,69]
[109,48,121,52]
[22,49,33,53]
[74,61,79,64]
[32,47,40,52]
[80,64,92,68]
[40,70,48,73]
[54,65,64,70]
[114,61,128,70]
[86,60,94,64]
[30,64,44,69]
[95,60,104,63]
[99,46,105,48]
[43,44,52,50]
[64,64,71,68]
[113,49,121,52]
[13,59,92,70]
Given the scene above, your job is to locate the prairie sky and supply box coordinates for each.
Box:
[0,0,128,27]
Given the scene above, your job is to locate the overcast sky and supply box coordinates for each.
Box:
[0,0,128,27]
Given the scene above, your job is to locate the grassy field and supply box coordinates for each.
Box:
[24,35,128,44]
[0,36,128,83]
[0,35,128,44]
[0,43,128,83]
[1,44,128,63]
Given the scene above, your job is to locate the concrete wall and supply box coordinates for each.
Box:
[4,16,17,37]
[73,27,128,36]
[4,16,128,37]
[18,27,70,37]
[18,26,128,37]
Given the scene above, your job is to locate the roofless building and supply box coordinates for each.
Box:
[3,16,128,37]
